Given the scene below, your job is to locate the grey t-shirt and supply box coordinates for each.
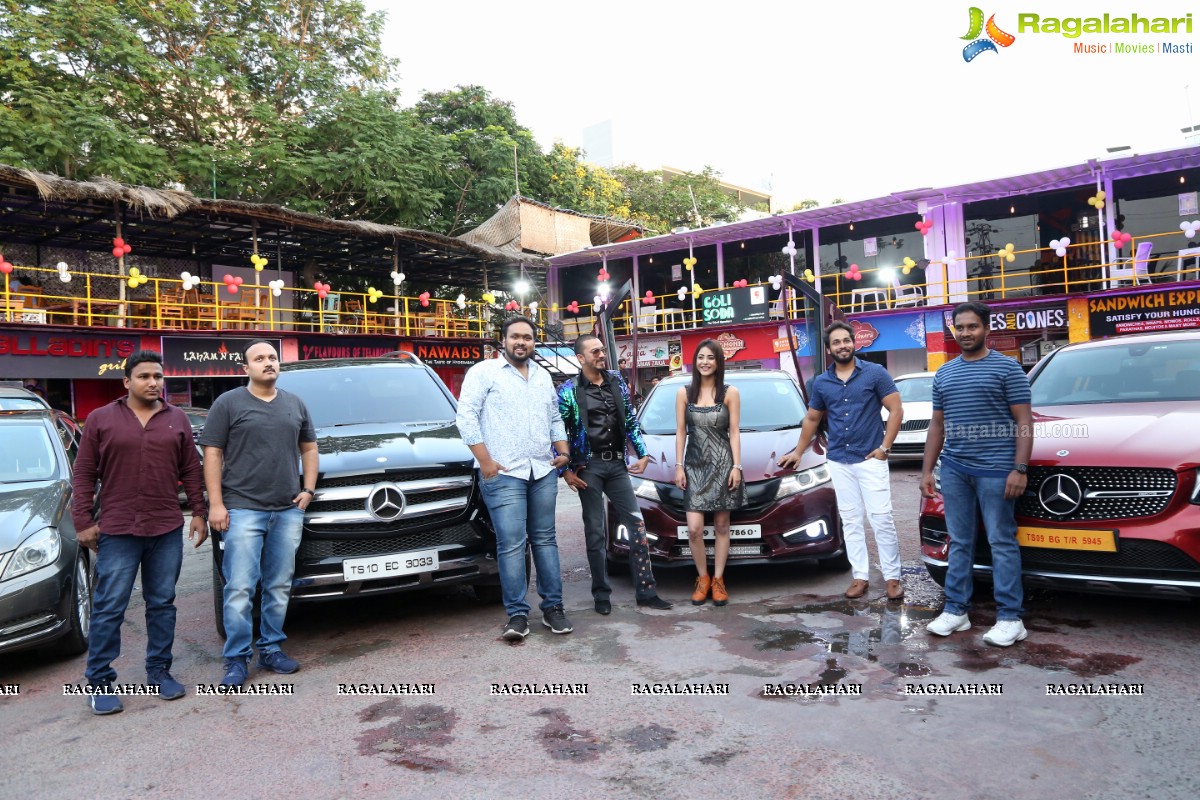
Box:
[199,386,317,511]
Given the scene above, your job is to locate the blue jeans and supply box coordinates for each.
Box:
[940,464,1024,620]
[85,527,183,686]
[479,470,562,617]
[221,507,304,661]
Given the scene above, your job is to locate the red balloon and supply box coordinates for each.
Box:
[112,247,124,258]
[122,243,132,254]
[227,284,239,294]
[112,237,125,248]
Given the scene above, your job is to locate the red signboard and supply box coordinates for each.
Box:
[0,330,138,379]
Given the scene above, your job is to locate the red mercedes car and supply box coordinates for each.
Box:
[606,370,847,570]
[920,330,1200,599]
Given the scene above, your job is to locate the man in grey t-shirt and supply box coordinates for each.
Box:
[200,339,318,687]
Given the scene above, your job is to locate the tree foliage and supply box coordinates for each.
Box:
[0,3,744,237]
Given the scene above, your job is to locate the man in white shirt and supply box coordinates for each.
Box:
[456,316,573,641]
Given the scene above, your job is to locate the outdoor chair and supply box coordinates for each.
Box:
[320,292,341,332]
[1107,241,1152,288]
[849,286,888,312]
[636,304,657,332]
[1175,247,1200,282]
[891,278,925,307]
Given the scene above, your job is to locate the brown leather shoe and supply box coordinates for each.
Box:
[711,577,728,606]
[691,575,711,605]
[845,579,869,599]
[886,579,904,600]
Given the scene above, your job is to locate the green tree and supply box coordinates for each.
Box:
[611,165,741,234]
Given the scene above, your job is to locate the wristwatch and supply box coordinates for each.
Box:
[1014,463,1028,474]
[300,488,316,496]
[880,446,891,455]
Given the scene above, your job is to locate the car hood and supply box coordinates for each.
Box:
[314,420,475,475]
[1033,402,1200,469]
[884,401,932,422]
[640,429,822,484]
[0,480,69,550]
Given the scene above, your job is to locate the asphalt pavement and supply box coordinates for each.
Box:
[2,462,1197,800]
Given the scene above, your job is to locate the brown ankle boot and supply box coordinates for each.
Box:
[711,576,728,606]
[691,575,711,605]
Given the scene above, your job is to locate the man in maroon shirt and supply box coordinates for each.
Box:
[71,350,208,714]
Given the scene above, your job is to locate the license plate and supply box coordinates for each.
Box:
[896,431,924,443]
[342,549,440,581]
[679,544,762,557]
[1017,527,1117,552]
[676,524,761,540]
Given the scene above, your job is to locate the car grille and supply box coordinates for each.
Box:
[316,489,464,514]
[1018,467,1177,521]
[974,536,1200,580]
[889,442,926,455]
[320,468,466,488]
[899,419,930,432]
[297,523,482,561]
[307,509,465,534]
[306,467,474,532]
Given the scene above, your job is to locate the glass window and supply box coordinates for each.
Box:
[277,365,456,428]
[1031,340,1200,405]
[895,375,934,402]
[0,423,58,481]
[637,375,806,435]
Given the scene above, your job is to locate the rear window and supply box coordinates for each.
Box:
[0,397,46,410]
[278,365,456,428]
[1031,339,1200,405]
[638,376,806,435]
[0,422,58,482]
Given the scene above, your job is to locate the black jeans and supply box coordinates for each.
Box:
[577,457,657,601]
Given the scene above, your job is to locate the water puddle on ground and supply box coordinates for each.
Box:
[355,700,458,771]
[619,723,677,753]
[533,707,609,762]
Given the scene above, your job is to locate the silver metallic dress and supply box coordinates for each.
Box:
[683,402,745,512]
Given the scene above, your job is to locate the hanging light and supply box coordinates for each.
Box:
[514,279,530,296]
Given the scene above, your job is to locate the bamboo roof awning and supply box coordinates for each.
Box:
[0,164,533,286]
[458,195,645,260]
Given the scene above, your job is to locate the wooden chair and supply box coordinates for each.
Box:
[2,294,24,322]
[192,291,217,330]
[158,288,186,329]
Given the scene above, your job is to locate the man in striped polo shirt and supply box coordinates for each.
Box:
[920,302,1033,647]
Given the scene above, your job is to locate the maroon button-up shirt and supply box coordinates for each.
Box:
[71,398,207,536]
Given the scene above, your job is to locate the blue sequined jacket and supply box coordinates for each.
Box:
[557,370,648,471]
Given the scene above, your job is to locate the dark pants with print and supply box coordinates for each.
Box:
[577,457,657,602]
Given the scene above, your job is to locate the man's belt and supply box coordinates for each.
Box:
[594,449,626,461]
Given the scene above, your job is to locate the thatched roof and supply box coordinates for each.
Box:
[458,195,644,259]
[0,164,538,287]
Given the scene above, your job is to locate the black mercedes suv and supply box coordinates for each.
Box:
[209,353,500,633]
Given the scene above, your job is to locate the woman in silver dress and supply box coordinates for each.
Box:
[674,339,744,606]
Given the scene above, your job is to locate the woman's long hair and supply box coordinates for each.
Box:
[686,339,727,405]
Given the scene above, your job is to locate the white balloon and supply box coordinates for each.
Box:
[593,295,603,307]
[59,273,72,283]
[272,288,282,296]
[456,293,467,310]
[528,301,538,313]
[677,287,687,301]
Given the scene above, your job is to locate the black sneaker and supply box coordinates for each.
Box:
[542,605,573,634]
[219,659,248,688]
[502,614,530,640]
[87,684,123,715]
[594,599,612,615]
[636,595,673,610]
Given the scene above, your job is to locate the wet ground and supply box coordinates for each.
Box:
[2,462,1197,799]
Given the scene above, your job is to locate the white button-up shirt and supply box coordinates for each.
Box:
[456,356,567,480]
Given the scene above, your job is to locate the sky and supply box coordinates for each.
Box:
[365,0,1200,209]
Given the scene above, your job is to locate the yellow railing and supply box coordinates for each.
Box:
[0,266,493,338]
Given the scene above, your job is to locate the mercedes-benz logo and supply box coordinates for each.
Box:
[1038,473,1083,516]
[366,483,406,522]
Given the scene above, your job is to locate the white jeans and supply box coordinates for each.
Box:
[826,457,901,581]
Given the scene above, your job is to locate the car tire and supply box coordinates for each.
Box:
[51,549,92,657]
[925,564,948,588]
[819,550,852,572]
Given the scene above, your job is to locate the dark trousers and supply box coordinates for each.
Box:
[85,527,183,686]
[577,457,657,601]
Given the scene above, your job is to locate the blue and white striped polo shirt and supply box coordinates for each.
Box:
[932,350,1032,476]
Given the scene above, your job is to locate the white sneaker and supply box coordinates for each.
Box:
[927,611,971,636]
[983,619,1028,647]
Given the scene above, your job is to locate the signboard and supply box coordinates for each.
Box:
[700,285,770,327]
[617,336,681,368]
[406,340,487,367]
[0,331,138,379]
[297,336,402,361]
[943,302,1067,333]
[161,336,282,378]
[846,310,927,351]
[1088,288,1200,337]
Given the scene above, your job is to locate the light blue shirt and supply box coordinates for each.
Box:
[455,356,567,480]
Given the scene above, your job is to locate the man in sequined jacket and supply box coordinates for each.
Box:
[558,334,672,614]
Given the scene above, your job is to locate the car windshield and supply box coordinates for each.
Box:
[1031,339,1200,405]
[638,375,807,435]
[0,397,46,410]
[895,376,933,402]
[185,410,207,428]
[0,422,58,482]
[278,365,456,428]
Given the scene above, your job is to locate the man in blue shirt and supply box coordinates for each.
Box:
[456,316,573,641]
[920,302,1033,648]
[779,321,904,600]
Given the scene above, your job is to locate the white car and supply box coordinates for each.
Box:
[882,371,934,459]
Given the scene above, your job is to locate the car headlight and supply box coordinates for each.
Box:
[1,527,62,581]
[628,475,661,501]
[776,464,832,499]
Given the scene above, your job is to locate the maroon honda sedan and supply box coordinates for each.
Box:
[606,370,846,569]
[920,330,1200,599]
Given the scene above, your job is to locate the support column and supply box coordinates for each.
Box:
[716,242,725,288]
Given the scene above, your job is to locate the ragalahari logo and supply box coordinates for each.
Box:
[961,7,1016,61]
